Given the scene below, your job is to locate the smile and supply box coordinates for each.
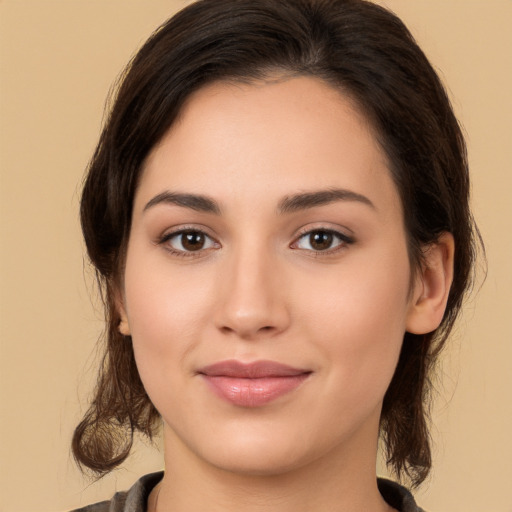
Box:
[198,360,312,407]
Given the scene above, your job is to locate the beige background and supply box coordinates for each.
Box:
[0,1,510,511]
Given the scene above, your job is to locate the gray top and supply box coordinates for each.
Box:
[71,471,425,512]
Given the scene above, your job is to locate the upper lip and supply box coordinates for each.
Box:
[198,360,311,378]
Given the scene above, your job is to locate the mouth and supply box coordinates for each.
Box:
[198,360,312,407]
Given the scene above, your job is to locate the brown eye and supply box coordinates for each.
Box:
[309,231,334,251]
[181,231,206,251]
[162,229,217,253]
[293,229,353,253]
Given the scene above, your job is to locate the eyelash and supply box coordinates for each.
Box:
[157,227,219,258]
[157,227,354,258]
[291,227,354,255]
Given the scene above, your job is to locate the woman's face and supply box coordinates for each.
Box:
[119,76,422,476]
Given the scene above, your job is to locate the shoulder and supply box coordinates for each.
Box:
[69,472,164,512]
[377,478,426,512]
[71,473,424,512]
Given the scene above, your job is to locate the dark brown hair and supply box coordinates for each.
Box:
[74,0,480,487]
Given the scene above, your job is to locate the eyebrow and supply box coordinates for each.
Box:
[278,188,375,213]
[143,187,375,216]
[143,191,221,214]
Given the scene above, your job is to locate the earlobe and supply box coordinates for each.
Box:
[406,232,455,335]
[112,283,131,336]
[118,314,131,336]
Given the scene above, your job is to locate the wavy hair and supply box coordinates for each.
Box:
[74,0,480,487]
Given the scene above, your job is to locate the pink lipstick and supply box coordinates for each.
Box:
[198,360,311,407]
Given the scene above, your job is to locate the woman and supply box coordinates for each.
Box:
[72,0,478,510]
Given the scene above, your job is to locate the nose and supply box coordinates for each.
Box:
[214,246,291,340]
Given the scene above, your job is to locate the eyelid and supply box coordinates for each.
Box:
[154,223,354,257]
[290,225,355,253]
[156,225,221,257]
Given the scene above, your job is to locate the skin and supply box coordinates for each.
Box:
[118,76,453,512]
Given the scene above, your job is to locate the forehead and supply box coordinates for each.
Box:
[138,76,401,220]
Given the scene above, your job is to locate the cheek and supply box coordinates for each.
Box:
[299,253,411,395]
[122,250,215,387]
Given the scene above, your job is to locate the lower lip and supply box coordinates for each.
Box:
[201,374,310,407]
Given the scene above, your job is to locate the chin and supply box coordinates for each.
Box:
[208,445,312,477]
[187,421,342,478]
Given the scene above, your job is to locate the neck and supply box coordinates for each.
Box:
[154,423,394,512]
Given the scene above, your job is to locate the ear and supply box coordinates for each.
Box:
[118,309,131,336]
[112,283,131,336]
[406,232,455,335]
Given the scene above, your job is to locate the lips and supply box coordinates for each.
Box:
[198,360,311,407]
